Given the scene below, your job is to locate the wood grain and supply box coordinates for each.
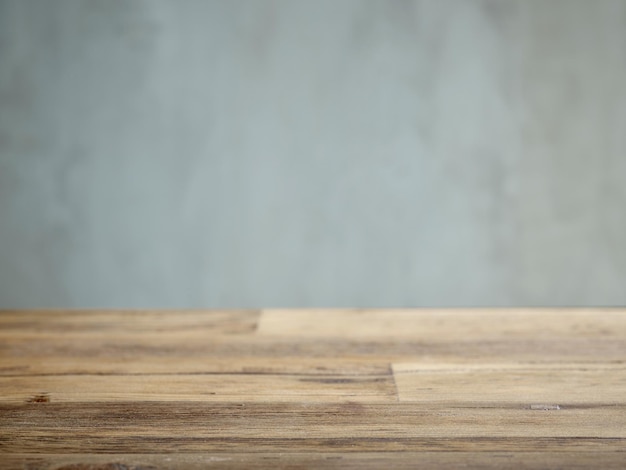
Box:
[1,309,625,469]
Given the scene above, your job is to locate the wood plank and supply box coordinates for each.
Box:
[393,362,626,404]
[0,374,396,404]
[0,355,391,377]
[5,452,626,470]
[259,308,626,339]
[3,451,626,470]
[0,310,259,335]
[2,402,626,453]
[3,331,625,363]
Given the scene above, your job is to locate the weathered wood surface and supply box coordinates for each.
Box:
[1,309,625,469]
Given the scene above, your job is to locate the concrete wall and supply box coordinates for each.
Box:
[1,0,625,308]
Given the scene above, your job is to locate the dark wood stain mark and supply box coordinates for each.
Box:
[27,393,50,403]
[339,401,367,414]
[0,365,29,373]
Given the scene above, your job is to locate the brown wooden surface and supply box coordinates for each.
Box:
[1,308,625,469]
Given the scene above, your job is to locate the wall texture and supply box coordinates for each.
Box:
[1,0,625,308]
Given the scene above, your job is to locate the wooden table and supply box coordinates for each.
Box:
[1,309,626,469]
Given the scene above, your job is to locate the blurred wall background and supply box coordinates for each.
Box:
[1,0,625,308]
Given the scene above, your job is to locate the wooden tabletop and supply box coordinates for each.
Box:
[1,309,626,469]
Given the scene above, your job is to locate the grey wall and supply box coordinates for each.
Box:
[1,0,626,308]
